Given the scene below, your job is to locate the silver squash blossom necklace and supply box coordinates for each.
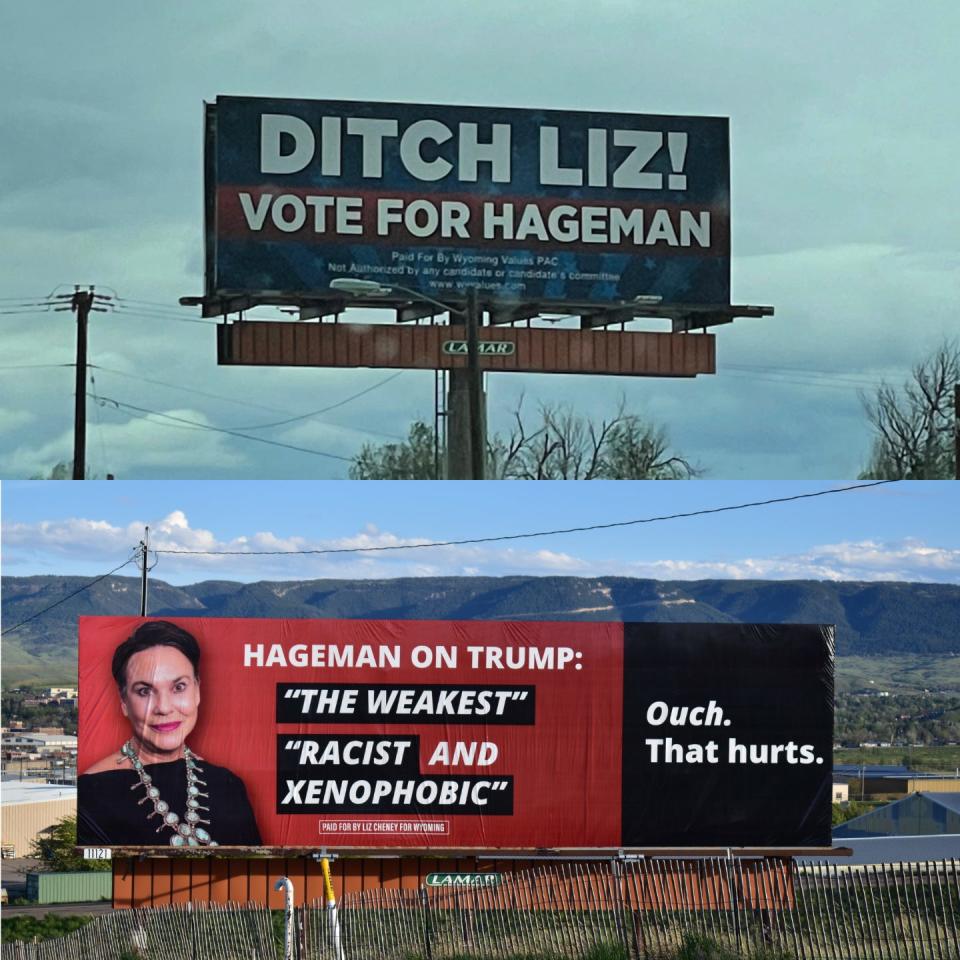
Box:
[121,740,218,847]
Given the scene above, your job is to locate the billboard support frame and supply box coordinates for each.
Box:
[79,845,852,859]
[180,293,773,331]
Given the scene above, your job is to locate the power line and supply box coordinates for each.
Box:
[0,554,138,637]
[723,364,884,388]
[113,295,278,319]
[92,365,298,414]
[110,302,289,324]
[96,365,403,428]
[115,296,200,313]
[92,394,355,462]
[720,371,877,394]
[108,306,218,326]
[0,300,59,309]
[0,363,74,371]
[725,362,883,380]
[155,480,899,556]
[90,367,405,441]
[231,371,405,430]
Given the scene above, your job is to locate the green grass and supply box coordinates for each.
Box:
[405,947,628,960]
[836,655,960,694]
[673,932,794,960]
[0,914,95,943]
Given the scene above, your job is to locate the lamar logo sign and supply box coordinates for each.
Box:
[426,873,502,888]
[442,341,516,356]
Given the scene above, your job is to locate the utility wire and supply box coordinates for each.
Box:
[0,300,59,309]
[0,363,74,371]
[110,303,287,324]
[1,555,139,637]
[92,365,298,415]
[89,368,405,441]
[725,363,882,382]
[720,371,878,394]
[108,306,218,326]
[230,371,405,430]
[156,480,899,556]
[92,394,354,462]
[114,297,200,313]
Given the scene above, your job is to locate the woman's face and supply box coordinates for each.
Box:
[120,645,200,761]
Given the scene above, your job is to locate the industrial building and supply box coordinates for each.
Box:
[859,775,960,799]
[834,792,960,839]
[1,780,77,857]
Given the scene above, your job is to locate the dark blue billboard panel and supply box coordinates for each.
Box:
[206,97,730,308]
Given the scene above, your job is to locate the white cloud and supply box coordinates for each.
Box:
[4,511,958,585]
[0,407,37,434]
[1,408,251,479]
[617,539,960,583]
[2,512,591,580]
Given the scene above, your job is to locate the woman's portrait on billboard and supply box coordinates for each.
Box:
[78,620,261,847]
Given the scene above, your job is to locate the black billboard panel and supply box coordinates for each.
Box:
[621,623,834,847]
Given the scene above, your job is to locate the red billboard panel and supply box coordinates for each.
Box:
[77,618,833,851]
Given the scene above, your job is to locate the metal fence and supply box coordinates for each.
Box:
[3,858,958,960]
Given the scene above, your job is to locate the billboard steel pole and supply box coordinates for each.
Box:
[466,287,485,481]
[954,384,959,480]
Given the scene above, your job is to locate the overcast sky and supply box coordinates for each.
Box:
[3,480,958,585]
[1,2,958,479]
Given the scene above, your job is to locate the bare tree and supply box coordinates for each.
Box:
[859,340,959,479]
[351,398,698,480]
[489,396,698,480]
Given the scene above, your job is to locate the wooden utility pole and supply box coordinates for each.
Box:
[139,527,150,616]
[71,288,95,480]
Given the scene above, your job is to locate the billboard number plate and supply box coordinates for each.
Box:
[82,848,112,860]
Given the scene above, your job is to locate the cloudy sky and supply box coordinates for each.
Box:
[3,479,958,585]
[1,2,957,480]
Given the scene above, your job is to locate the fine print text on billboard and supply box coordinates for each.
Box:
[78,618,832,850]
[207,97,731,307]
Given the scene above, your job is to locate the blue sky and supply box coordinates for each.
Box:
[3,480,958,585]
[0,2,958,479]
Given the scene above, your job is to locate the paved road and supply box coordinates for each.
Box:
[1,900,114,917]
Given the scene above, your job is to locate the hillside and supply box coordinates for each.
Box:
[2,574,959,686]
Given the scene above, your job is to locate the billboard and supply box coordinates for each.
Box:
[77,618,832,850]
[205,97,730,308]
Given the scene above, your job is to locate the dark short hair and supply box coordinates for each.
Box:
[112,621,201,693]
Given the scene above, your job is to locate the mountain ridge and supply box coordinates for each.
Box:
[4,573,959,685]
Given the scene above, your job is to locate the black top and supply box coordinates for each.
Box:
[78,758,261,846]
